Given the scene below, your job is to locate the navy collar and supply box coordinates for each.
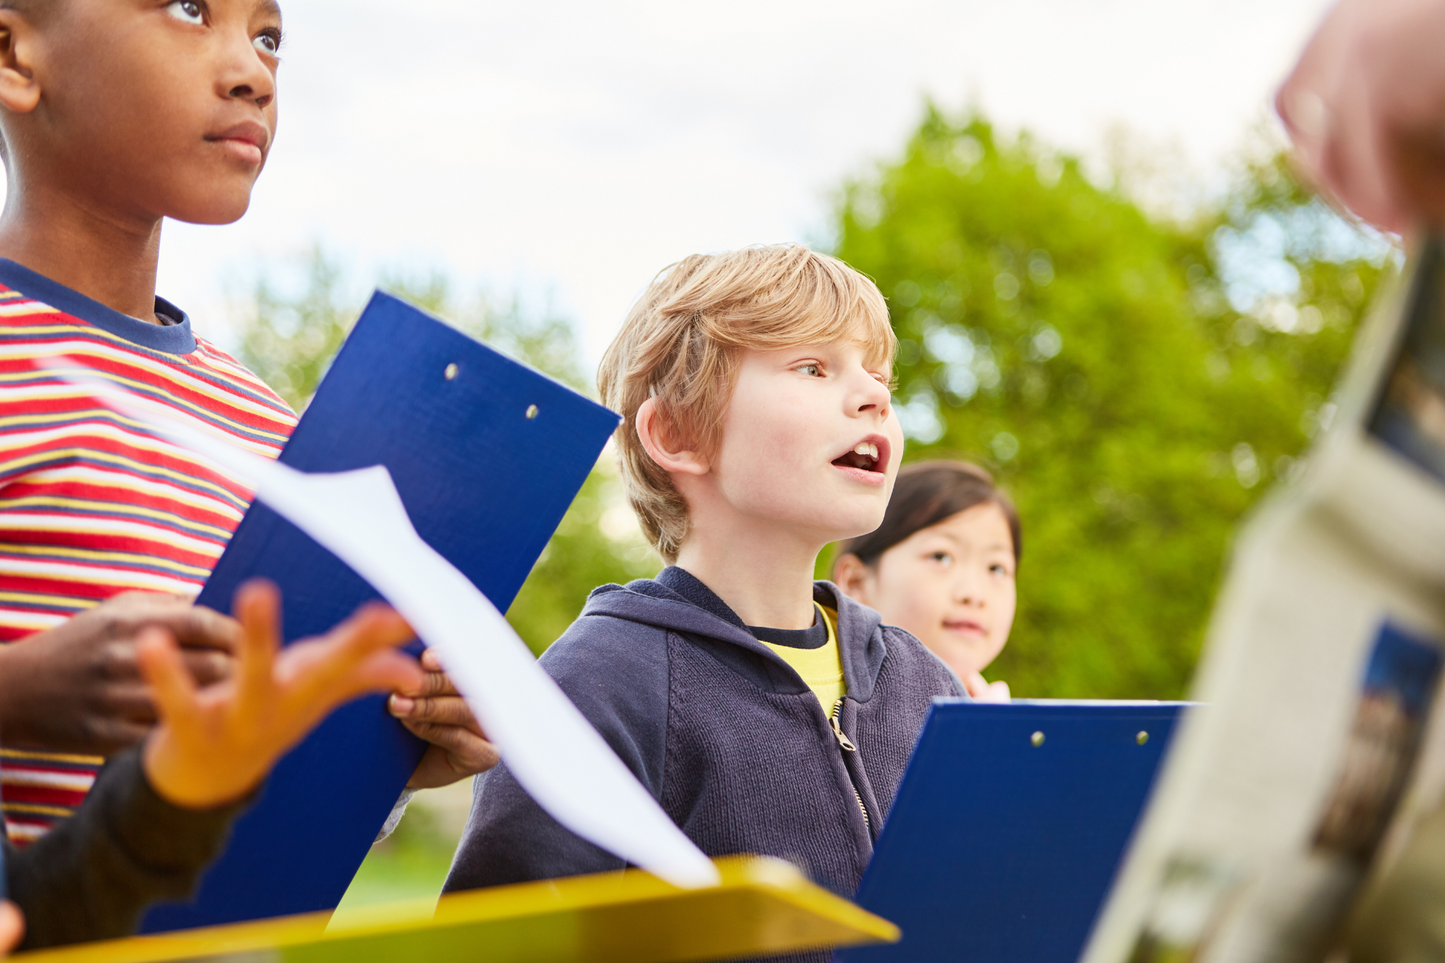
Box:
[0,258,197,354]
[657,566,829,649]
[655,566,745,629]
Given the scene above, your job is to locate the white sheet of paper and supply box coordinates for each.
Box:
[55,362,719,890]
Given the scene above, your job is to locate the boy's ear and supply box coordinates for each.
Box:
[0,8,42,116]
[635,398,709,477]
[832,553,875,606]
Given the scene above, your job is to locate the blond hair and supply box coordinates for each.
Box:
[597,244,895,562]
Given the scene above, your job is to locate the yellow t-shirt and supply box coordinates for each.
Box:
[760,603,846,713]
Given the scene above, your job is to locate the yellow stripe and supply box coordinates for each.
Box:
[0,496,235,541]
[0,589,99,608]
[0,541,212,577]
[0,446,249,506]
[0,387,287,462]
[15,466,246,523]
[0,367,291,440]
[0,350,294,441]
[0,535,213,566]
[1,802,77,818]
[1,747,105,765]
[0,560,198,594]
[0,416,282,472]
[0,403,284,465]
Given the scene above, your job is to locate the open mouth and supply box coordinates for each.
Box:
[832,439,886,474]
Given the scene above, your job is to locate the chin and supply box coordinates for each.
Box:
[186,201,252,225]
[833,504,888,540]
[170,184,257,226]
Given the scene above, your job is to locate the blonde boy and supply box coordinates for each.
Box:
[446,246,965,930]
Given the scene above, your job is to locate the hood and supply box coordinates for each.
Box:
[580,571,890,702]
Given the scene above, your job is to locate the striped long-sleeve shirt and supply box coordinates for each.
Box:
[0,258,297,842]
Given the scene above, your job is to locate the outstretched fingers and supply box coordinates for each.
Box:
[285,603,422,713]
[232,579,283,709]
[135,626,199,727]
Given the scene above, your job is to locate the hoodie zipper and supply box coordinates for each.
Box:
[830,698,871,834]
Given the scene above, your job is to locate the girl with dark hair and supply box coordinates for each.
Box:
[833,460,1020,702]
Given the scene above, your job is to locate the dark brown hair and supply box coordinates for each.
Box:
[836,460,1021,568]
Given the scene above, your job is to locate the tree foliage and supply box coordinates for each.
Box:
[831,107,1390,699]
[231,108,1392,699]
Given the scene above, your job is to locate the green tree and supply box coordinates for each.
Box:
[235,248,588,409]
[230,249,656,653]
[831,107,1388,699]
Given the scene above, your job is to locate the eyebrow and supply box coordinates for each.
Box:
[930,532,1012,553]
[255,0,283,22]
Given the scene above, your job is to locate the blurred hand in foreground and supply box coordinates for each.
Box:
[0,901,20,956]
[0,592,239,757]
[138,579,423,810]
[1278,0,1445,235]
[389,649,501,790]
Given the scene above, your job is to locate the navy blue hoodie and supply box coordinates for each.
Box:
[445,568,964,928]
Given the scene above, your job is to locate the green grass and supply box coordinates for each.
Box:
[333,798,463,917]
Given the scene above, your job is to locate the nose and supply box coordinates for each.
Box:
[953,570,984,607]
[217,33,277,110]
[849,367,893,420]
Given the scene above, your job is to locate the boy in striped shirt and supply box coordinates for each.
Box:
[0,0,495,840]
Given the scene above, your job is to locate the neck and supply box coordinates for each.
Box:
[673,514,823,631]
[0,177,163,323]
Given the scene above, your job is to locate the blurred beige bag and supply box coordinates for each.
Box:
[1085,237,1445,963]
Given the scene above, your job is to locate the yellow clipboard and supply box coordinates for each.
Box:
[16,856,898,963]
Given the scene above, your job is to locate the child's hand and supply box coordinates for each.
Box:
[964,671,1011,703]
[0,592,239,756]
[389,649,501,790]
[137,580,423,810]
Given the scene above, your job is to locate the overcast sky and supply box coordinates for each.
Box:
[153,0,1335,367]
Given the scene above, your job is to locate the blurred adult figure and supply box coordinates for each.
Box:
[1279,4,1445,957]
[1278,0,1445,235]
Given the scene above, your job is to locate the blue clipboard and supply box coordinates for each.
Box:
[840,699,1185,963]
[141,291,619,932]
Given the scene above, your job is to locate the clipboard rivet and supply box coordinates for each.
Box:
[1136,731,1149,745]
[525,404,539,420]
[444,363,459,381]
[1030,731,1045,747]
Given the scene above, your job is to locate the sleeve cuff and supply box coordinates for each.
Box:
[98,748,258,874]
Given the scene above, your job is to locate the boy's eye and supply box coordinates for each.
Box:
[928,552,953,566]
[794,363,823,377]
[165,0,205,25]
[989,563,1012,577]
[253,29,281,55]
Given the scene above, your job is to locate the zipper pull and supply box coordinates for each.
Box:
[830,699,857,751]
